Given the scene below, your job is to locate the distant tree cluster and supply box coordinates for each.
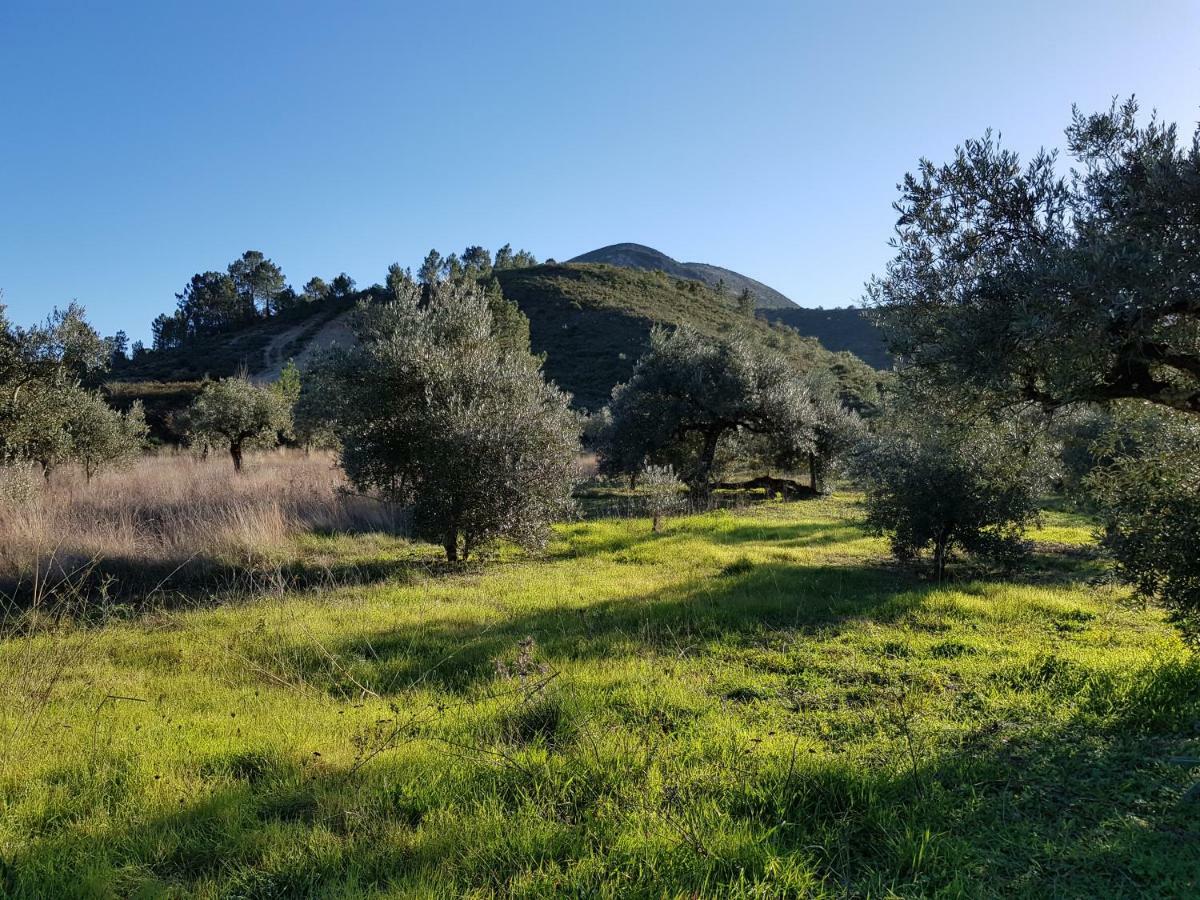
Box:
[151,250,357,351]
[146,245,540,354]
[0,299,148,481]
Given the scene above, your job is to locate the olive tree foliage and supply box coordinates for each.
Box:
[1086,406,1200,643]
[854,380,1051,578]
[312,275,579,561]
[596,327,820,493]
[856,425,1047,579]
[411,244,533,354]
[0,299,120,478]
[808,392,867,494]
[187,376,291,471]
[67,395,148,481]
[868,98,1200,418]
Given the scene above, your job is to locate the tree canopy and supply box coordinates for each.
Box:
[598,327,821,493]
[868,98,1200,417]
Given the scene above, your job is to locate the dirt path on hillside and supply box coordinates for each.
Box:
[254,310,357,381]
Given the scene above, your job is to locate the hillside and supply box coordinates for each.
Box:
[568,243,797,309]
[568,243,892,368]
[761,307,891,370]
[115,263,884,422]
[114,293,361,383]
[493,263,878,410]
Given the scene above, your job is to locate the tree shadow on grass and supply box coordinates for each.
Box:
[0,545,446,624]
[243,560,928,698]
[551,517,869,560]
[6,656,1197,897]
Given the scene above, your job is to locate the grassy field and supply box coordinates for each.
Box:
[2,495,1198,897]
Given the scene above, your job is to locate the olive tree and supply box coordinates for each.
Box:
[854,414,1048,579]
[188,376,291,471]
[0,301,112,479]
[67,395,148,481]
[598,327,819,494]
[807,393,867,495]
[314,276,579,561]
[868,98,1200,418]
[1088,407,1200,644]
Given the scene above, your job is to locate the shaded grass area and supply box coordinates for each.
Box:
[1,496,1198,897]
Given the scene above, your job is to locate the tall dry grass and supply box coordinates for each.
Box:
[0,450,404,593]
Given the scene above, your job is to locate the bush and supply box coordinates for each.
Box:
[640,464,684,532]
[1089,408,1200,643]
[855,420,1047,578]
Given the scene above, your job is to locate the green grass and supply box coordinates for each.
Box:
[2,496,1198,897]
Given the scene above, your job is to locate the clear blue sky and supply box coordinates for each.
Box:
[2,0,1197,342]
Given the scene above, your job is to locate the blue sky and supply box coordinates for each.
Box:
[1,0,1197,342]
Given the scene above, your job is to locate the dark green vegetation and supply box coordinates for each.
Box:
[869,97,1200,643]
[1088,406,1200,643]
[494,263,880,411]
[3,499,1197,897]
[761,307,891,370]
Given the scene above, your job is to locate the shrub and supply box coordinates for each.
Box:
[1089,407,1200,643]
[855,420,1047,578]
[640,464,684,532]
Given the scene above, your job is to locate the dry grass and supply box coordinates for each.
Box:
[0,451,403,596]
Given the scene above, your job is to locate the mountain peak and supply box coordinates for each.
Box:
[567,243,797,309]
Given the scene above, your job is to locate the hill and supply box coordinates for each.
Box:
[567,244,892,368]
[115,263,884,426]
[493,263,879,410]
[568,243,796,309]
[760,307,891,370]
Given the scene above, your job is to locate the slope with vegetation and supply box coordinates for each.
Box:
[567,241,798,309]
[494,262,880,412]
[761,306,891,370]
